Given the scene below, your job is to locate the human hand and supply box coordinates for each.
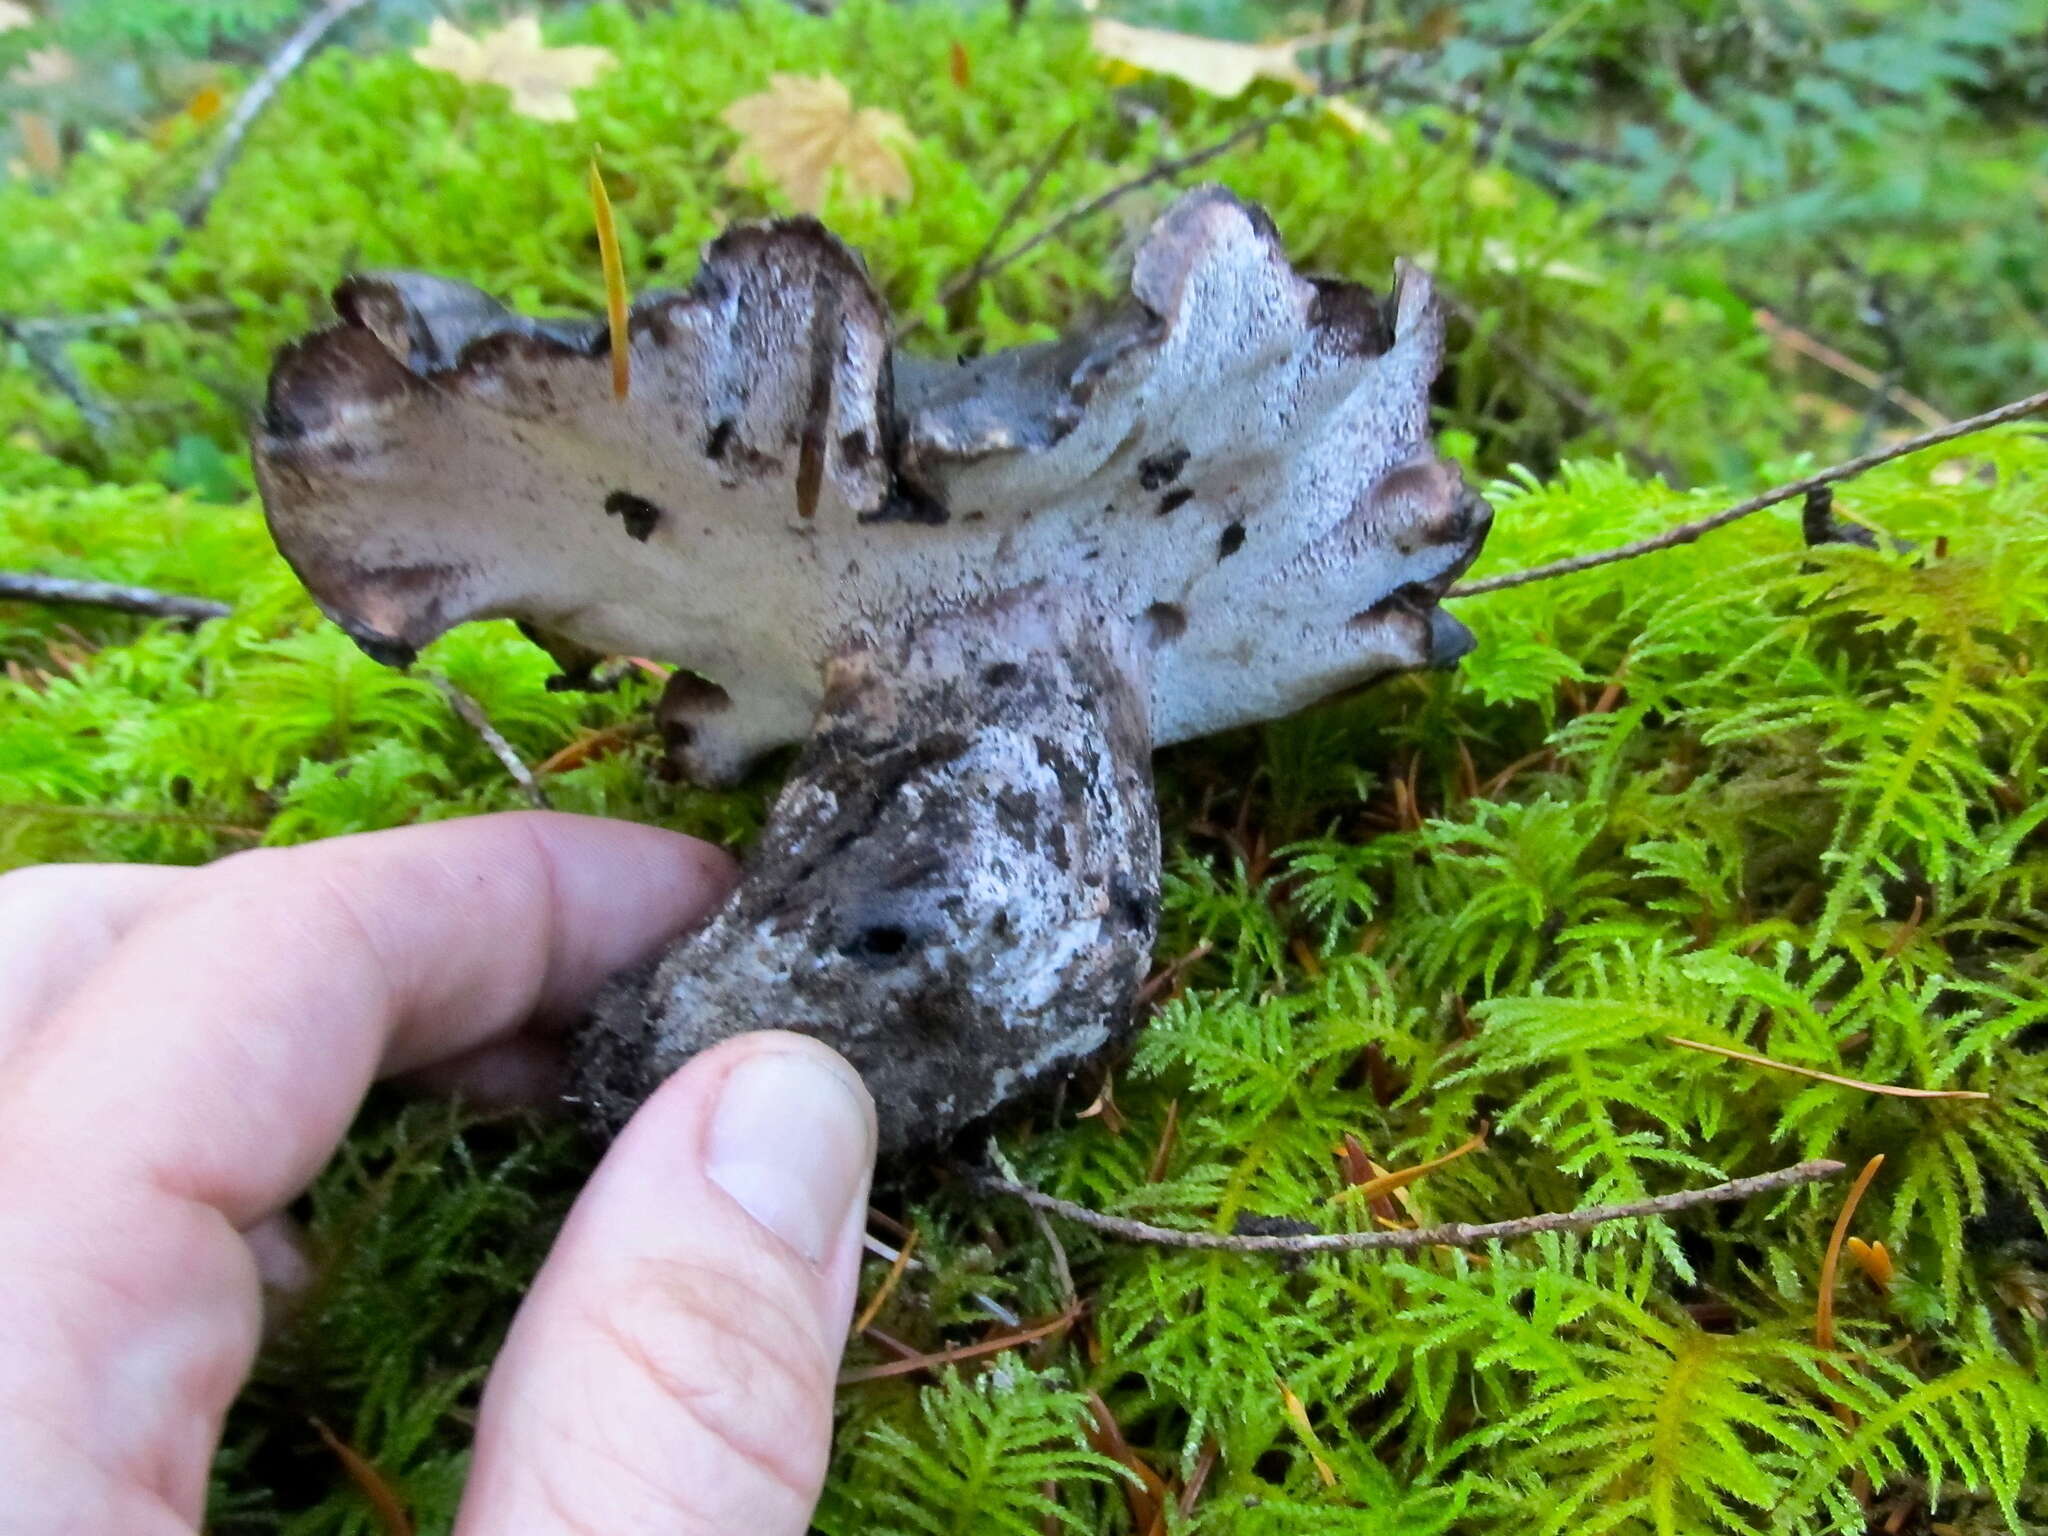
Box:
[0,812,878,1535]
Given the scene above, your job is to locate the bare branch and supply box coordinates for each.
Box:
[0,802,263,841]
[0,316,115,435]
[896,123,1080,344]
[977,1158,1846,1254]
[162,0,376,257]
[1450,385,2048,598]
[425,674,551,809]
[1753,308,1949,431]
[13,303,242,338]
[0,571,230,622]
[1435,287,1682,486]
[952,62,1398,310]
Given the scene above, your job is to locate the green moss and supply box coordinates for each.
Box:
[5,4,2047,1533]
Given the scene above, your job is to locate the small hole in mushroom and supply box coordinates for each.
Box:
[842,924,912,962]
[1142,602,1187,648]
[983,661,1023,687]
[603,490,662,542]
[1157,488,1195,516]
[1218,521,1246,559]
[704,420,734,462]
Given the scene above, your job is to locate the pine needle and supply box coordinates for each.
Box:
[1817,1154,1885,1352]
[838,1304,1082,1385]
[311,1418,413,1536]
[1669,1036,1990,1101]
[1332,1127,1488,1206]
[588,154,631,400]
[852,1226,918,1335]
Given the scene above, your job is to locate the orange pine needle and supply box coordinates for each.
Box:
[852,1227,918,1335]
[838,1305,1080,1384]
[1817,1155,1885,1351]
[1144,1099,1180,1183]
[588,154,630,400]
[311,1419,413,1536]
[1669,1036,1988,1101]
[1333,1128,1487,1206]
[1083,1392,1169,1532]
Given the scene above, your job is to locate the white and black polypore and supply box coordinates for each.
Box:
[253,186,1492,1151]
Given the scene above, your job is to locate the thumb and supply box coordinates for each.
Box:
[457,1031,877,1536]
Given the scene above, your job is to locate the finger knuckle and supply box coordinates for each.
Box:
[589,1258,833,1502]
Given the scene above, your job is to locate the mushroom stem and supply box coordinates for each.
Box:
[572,591,1161,1151]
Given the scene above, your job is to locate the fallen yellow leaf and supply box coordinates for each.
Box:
[720,73,912,214]
[9,44,74,88]
[1089,19,1384,141]
[412,15,613,123]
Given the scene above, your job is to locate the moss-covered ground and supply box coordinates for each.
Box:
[4,3,2047,1531]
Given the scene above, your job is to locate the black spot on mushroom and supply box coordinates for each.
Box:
[1142,602,1187,647]
[604,490,663,542]
[1157,487,1195,516]
[983,661,1023,687]
[704,419,734,462]
[1138,445,1190,491]
[1218,521,1246,559]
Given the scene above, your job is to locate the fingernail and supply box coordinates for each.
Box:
[706,1047,875,1266]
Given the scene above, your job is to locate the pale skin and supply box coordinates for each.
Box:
[0,812,879,1535]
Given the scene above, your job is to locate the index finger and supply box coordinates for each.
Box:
[0,810,735,1227]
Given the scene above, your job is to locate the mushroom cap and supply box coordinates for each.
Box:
[255,185,1489,771]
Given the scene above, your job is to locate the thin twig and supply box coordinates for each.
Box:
[1378,76,1634,169]
[0,316,115,434]
[0,571,230,622]
[897,122,1080,344]
[838,1303,1082,1385]
[1753,309,1948,431]
[1437,287,1682,485]
[426,675,551,809]
[1450,385,2048,598]
[162,0,376,255]
[955,61,1400,311]
[0,802,264,841]
[1668,1036,1989,1101]
[979,1158,1845,1254]
[13,302,242,337]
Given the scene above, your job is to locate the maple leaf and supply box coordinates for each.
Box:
[719,73,912,214]
[411,15,613,124]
